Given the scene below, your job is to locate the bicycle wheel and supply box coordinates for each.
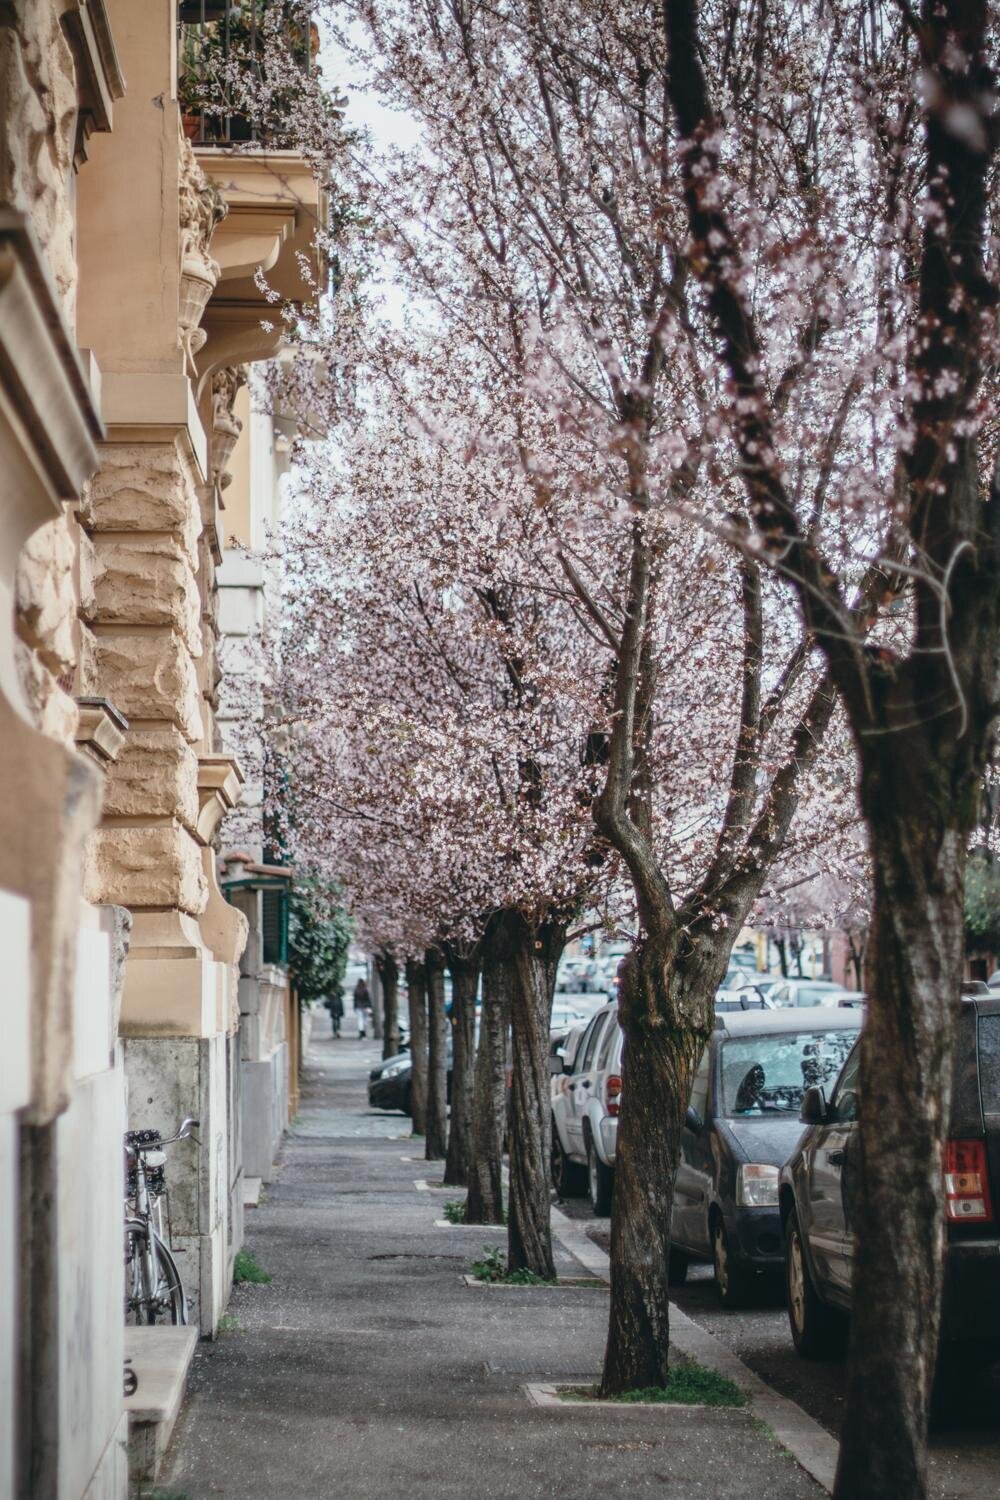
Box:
[125,1222,188,1325]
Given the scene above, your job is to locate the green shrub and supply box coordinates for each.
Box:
[233,1249,272,1285]
[563,1360,746,1408]
[470,1245,553,1285]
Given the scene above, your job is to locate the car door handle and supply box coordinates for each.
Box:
[828,1149,846,1166]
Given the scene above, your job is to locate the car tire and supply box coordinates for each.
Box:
[668,1247,689,1287]
[586,1136,614,1215]
[550,1120,587,1198]
[785,1207,842,1357]
[712,1214,752,1310]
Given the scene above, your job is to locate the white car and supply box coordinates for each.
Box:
[550,1001,622,1213]
[767,978,850,1009]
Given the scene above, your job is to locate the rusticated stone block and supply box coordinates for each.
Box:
[84,442,201,561]
[102,727,199,831]
[85,823,206,914]
[86,534,202,652]
[15,510,77,678]
[89,631,202,743]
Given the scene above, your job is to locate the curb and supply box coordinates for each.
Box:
[549,1206,838,1495]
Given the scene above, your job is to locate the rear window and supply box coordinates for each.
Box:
[720,1029,859,1115]
[979,1015,1000,1113]
[794,986,837,1007]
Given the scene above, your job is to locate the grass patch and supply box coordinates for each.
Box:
[217,1314,241,1333]
[471,1245,554,1285]
[233,1249,272,1285]
[444,1198,508,1225]
[561,1359,746,1409]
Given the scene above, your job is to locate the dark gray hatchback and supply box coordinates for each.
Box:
[669,1010,861,1307]
[779,992,1000,1358]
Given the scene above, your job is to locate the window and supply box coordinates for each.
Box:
[578,1012,609,1072]
[262,887,288,966]
[832,1044,862,1122]
[689,1046,710,1122]
[977,1015,1000,1114]
[720,1030,859,1115]
[596,1014,621,1071]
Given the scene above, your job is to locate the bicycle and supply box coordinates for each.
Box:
[124,1117,198,1325]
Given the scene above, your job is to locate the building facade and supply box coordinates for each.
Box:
[0,3,323,1494]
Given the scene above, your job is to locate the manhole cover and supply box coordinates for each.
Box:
[368,1253,463,1262]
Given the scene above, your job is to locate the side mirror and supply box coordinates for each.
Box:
[685,1106,703,1134]
[548,1055,565,1076]
[799,1086,828,1125]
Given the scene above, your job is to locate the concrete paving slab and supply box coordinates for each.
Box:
[161,1034,827,1500]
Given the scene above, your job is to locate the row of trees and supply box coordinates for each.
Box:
[249,3,1000,1496]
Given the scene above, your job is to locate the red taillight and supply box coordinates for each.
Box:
[606,1075,622,1118]
[505,1065,513,1091]
[945,1139,993,1223]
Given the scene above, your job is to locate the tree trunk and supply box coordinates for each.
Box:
[425,946,448,1161]
[599,937,715,1394]
[507,913,565,1279]
[380,952,400,1059]
[405,957,428,1137]
[834,804,968,1499]
[443,948,480,1187]
[465,914,513,1225]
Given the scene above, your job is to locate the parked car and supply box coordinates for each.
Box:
[768,978,850,1009]
[368,1038,453,1114]
[670,1011,861,1307]
[779,989,1000,1363]
[550,1001,621,1210]
[715,989,768,1013]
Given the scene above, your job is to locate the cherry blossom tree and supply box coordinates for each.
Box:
[659,2,1000,1490]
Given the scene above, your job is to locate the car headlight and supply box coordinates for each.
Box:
[382,1061,408,1079]
[736,1164,780,1207]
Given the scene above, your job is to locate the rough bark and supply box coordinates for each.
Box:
[507,913,565,1279]
[425,946,449,1161]
[833,772,971,1497]
[465,913,514,1225]
[380,951,400,1060]
[405,957,428,1136]
[443,947,480,1186]
[600,935,726,1393]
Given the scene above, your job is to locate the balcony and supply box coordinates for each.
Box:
[177,1,318,148]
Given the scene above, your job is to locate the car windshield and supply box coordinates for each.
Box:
[721,1030,859,1115]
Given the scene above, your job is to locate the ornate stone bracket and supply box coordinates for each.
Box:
[178,134,227,377]
[74,694,128,768]
[210,365,247,493]
[197,756,248,1028]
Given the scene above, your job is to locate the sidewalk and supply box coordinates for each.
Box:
[160,1032,826,1499]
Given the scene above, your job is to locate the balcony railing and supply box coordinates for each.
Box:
[177,1,316,148]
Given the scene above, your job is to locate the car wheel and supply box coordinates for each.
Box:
[586,1136,614,1215]
[712,1215,752,1309]
[785,1207,842,1357]
[550,1120,587,1198]
[668,1247,689,1287]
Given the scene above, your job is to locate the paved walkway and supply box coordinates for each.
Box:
[161,1032,826,1499]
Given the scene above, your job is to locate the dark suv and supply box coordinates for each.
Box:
[779,992,1000,1359]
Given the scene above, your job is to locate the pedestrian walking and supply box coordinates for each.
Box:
[353,977,372,1038]
[324,988,344,1037]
